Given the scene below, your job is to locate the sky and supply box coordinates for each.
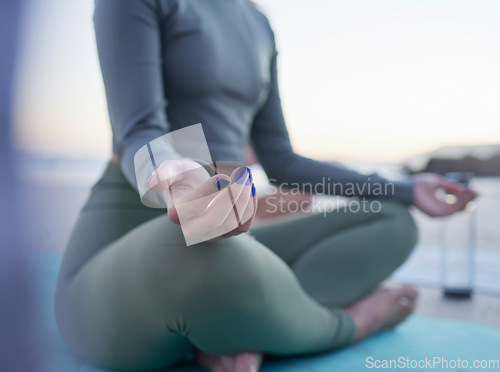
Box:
[13,0,500,162]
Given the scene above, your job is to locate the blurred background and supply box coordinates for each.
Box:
[13,0,500,161]
[10,0,500,341]
[3,0,499,370]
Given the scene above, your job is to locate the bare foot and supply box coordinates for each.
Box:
[195,350,263,372]
[343,285,419,341]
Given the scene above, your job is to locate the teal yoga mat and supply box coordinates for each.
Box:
[30,249,500,371]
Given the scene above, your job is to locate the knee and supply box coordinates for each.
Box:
[380,201,419,263]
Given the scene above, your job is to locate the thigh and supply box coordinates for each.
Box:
[251,200,418,306]
[92,216,354,357]
[55,163,356,369]
[56,212,195,370]
[250,199,398,265]
[57,162,165,280]
[55,163,191,370]
[57,204,356,369]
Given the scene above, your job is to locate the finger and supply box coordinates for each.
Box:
[236,183,257,231]
[199,166,251,232]
[172,174,232,221]
[167,206,181,225]
[211,169,253,235]
[196,181,252,241]
[181,180,253,244]
[167,174,228,223]
[223,167,252,221]
[180,168,252,243]
[148,160,199,211]
[221,183,258,237]
[180,186,239,243]
[432,192,474,217]
[225,167,252,205]
[439,179,465,195]
[229,166,252,183]
[177,174,232,204]
[453,189,477,212]
[213,183,253,239]
[466,189,479,200]
[148,159,206,193]
[425,199,456,217]
[230,177,253,226]
[147,161,180,193]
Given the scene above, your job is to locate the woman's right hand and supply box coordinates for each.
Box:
[148,159,257,244]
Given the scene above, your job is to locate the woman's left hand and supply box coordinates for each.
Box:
[412,173,478,217]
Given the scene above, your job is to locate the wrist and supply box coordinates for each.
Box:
[391,179,415,205]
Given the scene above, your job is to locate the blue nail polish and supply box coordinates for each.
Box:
[245,168,253,185]
[216,178,230,190]
[236,167,251,185]
[251,183,256,197]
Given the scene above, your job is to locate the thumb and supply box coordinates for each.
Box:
[148,161,179,193]
[148,167,177,211]
[147,169,169,193]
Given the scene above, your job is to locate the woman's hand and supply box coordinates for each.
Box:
[412,173,478,217]
[148,159,257,244]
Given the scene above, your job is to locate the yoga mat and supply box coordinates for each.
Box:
[29,249,500,372]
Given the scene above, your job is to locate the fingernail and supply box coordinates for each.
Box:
[236,167,251,185]
[245,168,253,185]
[148,173,158,189]
[251,183,256,197]
[216,178,230,190]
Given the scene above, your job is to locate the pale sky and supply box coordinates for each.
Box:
[13,0,500,162]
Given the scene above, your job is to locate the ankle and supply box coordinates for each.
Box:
[344,308,372,341]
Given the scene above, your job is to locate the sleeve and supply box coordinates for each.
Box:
[94,0,184,207]
[250,24,414,204]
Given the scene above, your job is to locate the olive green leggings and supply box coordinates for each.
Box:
[55,162,417,371]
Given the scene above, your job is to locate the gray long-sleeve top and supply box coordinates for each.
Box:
[94,0,414,205]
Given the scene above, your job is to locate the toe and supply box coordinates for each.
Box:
[395,286,419,307]
[236,352,262,372]
[400,285,419,298]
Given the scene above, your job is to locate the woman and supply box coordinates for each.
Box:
[55,1,476,371]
